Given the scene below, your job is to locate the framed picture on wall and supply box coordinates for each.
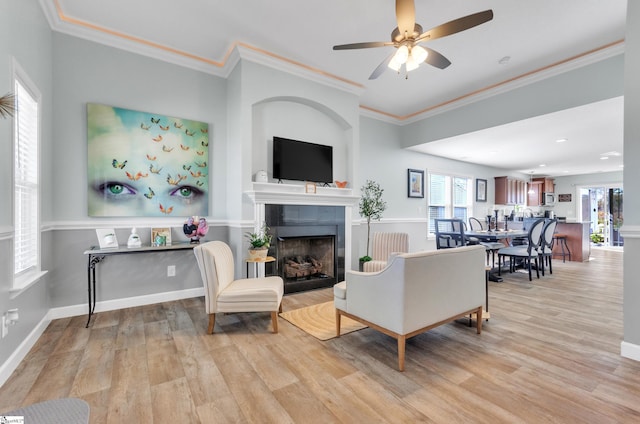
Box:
[87,103,210,217]
[408,169,424,198]
[476,179,487,202]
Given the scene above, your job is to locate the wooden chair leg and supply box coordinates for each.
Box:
[207,313,215,334]
[335,309,341,337]
[398,335,406,372]
[271,311,279,333]
[476,306,483,334]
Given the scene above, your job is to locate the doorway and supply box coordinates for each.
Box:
[578,185,624,247]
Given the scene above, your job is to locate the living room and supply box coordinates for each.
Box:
[2,1,640,422]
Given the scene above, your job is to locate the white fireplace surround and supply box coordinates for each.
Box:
[245,182,360,270]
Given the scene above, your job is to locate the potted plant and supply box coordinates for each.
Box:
[245,222,273,260]
[359,180,387,270]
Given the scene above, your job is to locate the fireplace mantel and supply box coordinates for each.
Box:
[245,182,359,275]
[245,182,359,207]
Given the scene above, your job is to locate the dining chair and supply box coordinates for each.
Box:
[538,219,558,275]
[469,217,504,266]
[435,219,478,249]
[497,218,545,281]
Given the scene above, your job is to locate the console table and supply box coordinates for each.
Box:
[83,242,196,327]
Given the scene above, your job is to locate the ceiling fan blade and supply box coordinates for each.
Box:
[333,41,392,50]
[423,47,451,69]
[396,0,416,39]
[369,51,397,80]
[417,9,493,43]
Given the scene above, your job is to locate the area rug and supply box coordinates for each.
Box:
[279,301,367,341]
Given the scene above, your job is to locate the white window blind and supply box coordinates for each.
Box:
[428,173,472,234]
[14,78,39,276]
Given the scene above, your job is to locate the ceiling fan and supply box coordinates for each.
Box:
[333,0,493,79]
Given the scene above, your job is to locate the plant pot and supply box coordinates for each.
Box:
[248,248,268,260]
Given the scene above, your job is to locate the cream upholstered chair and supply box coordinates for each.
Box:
[334,244,486,371]
[363,232,409,272]
[193,241,284,334]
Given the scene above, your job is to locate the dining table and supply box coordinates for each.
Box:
[465,228,529,282]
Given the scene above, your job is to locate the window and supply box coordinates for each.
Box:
[13,63,42,290]
[428,172,472,234]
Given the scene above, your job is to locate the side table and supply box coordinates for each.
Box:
[246,256,276,278]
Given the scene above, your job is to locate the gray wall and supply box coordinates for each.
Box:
[623,1,640,350]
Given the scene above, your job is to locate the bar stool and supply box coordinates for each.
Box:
[552,233,571,262]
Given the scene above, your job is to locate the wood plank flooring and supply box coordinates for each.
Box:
[2,248,640,423]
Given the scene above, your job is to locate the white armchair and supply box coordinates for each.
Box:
[363,232,409,272]
[334,244,486,371]
[193,241,284,334]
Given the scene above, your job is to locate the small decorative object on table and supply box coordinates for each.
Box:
[96,228,118,248]
[183,216,208,243]
[305,182,316,193]
[127,227,142,248]
[245,222,272,260]
[335,180,348,188]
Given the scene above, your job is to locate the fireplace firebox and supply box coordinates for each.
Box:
[265,204,345,294]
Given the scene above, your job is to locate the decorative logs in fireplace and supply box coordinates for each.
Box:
[283,255,322,279]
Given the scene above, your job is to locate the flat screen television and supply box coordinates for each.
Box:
[273,136,333,183]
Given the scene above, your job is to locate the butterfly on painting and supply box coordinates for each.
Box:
[185,129,195,136]
[146,154,156,161]
[151,117,160,124]
[112,159,127,169]
[200,128,208,134]
[182,164,191,171]
[201,140,209,147]
[190,170,203,178]
[149,164,163,174]
[159,124,170,131]
[126,171,148,181]
[162,145,174,152]
[196,150,205,156]
[180,144,190,151]
[196,180,204,187]
[140,123,150,130]
[195,161,207,168]
[159,203,174,214]
[144,187,155,199]
[152,135,163,142]
[173,122,183,129]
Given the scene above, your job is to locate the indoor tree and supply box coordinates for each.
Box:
[359,179,387,262]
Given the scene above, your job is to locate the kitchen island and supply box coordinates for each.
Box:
[553,221,591,262]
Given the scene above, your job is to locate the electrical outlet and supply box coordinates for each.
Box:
[1,316,7,339]
[167,265,176,277]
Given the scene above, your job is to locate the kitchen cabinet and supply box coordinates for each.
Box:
[534,177,555,193]
[528,181,543,206]
[495,176,526,205]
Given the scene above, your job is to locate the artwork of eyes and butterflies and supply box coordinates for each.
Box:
[87,103,209,217]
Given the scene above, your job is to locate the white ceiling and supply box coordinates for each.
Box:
[47,0,628,177]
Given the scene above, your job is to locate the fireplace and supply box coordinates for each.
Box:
[246,182,358,293]
[265,204,345,293]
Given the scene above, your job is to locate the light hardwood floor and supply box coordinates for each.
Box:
[1,248,639,423]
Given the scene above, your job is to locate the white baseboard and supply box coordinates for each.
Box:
[0,314,51,388]
[621,341,640,362]
[0,287,204,388]
[48,287,205,320]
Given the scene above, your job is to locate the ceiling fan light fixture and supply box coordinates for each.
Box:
[387,58,402,72]
[394,45,409,64]
[411,45,428,63]
[405,55,420,72]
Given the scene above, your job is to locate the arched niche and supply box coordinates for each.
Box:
[251,96,353,185]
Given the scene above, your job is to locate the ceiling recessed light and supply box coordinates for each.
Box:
[601,151,621,156]
[556,138,568,143]
[600,156,609,160]
[539,164,546,167]
[563,170,569,173]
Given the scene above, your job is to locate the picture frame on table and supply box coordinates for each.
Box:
[151,227,172,246]
[476,178,487,202]
[408,169,424,198]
